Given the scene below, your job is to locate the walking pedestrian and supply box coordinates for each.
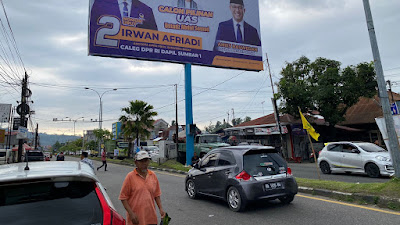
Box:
[97,150,108,171]
[80,152,94,171]
[119,151,166,225]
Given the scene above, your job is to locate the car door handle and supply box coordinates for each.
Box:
[208,173,213,176]
[225,171,231,175]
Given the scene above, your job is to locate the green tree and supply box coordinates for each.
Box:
[232,118,243,126]
[119,100,158,158]
[277,56,376,128]
[244,116,251,122]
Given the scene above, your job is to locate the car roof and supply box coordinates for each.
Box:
[326,141,370,145]
[216,146,276,154]
[0,161,99,184]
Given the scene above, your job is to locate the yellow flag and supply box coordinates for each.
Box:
[299,109,320,141]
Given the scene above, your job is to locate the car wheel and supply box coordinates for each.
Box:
[279,194,295,204]
[227,186,246,212]
[365,163,380,178]
[186,179,197,199]
[320,161,331,174]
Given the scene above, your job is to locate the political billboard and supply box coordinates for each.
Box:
[89,0,263,71]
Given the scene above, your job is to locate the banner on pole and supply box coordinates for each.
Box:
[89,0,263,71]
[0,104,11,123]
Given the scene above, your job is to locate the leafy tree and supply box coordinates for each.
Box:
[171,120,176,126]
[244,116,251,122]
[119,100,158,158]
[277,56,376,127]
[85,140,97,151]
[232,118,243,126]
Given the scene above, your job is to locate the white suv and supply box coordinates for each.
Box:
[318,141,394,178]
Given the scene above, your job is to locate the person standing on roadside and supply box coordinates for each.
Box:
[119,151,166,225]
[97,150,108,171]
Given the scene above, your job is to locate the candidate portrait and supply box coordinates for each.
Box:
[215,0,261,46]
[91,0,158,31]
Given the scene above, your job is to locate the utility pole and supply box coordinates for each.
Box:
[227,111,230,125]
[266,53,286,157]
[363,0,400,178]
[18,72,28,162]
[34,123,39,150]
[386,80,395,103]
[175,84,179,156]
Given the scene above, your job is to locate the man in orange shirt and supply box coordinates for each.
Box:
[119,151,165,225]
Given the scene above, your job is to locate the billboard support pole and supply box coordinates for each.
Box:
[185,63,194,166]
[363,0,400,178]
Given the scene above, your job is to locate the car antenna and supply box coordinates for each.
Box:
[24,150,30,171]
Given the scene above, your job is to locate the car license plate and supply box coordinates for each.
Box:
[265,182,282,190]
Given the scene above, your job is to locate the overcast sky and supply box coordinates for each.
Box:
[0,0,399,136]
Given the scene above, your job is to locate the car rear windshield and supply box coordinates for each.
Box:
[0,181,103,225]
[243,151,287,176]
[27,152,43,156]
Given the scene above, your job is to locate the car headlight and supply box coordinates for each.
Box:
[376,155,391,162]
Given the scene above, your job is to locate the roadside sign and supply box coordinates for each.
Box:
[16,126,28,139]
[13,118,28,131]
[0,104,11,123]
[118,142,129,148]
[391,103,398,115]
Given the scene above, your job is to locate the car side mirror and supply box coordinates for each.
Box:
[352,149,360,154]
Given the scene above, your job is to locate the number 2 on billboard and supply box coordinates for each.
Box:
[96,16,120,47]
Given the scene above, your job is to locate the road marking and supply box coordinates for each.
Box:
[297,194,400,216]
[154,170,186,178]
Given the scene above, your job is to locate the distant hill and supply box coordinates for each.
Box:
[37,133,81,147]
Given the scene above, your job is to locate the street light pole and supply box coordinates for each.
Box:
[85,88,117,156]
[84,88,117,130]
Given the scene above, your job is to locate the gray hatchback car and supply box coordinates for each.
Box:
[185,146,298,211]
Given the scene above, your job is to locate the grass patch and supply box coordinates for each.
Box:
[296,177,400,198]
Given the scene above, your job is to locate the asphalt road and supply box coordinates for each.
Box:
[288,162,391,183]
[67,157,399,224]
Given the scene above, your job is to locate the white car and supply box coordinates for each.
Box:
[0,161,126,225]
[317,141,394,178]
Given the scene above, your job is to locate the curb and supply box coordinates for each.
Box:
[298,186,400,211]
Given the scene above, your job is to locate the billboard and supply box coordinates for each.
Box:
[112,122,122,140]
[89,0,263,71]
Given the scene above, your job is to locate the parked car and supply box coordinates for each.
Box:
[318,141,394,178]
[0,161,125,225]
[23,150,44,161]
[185,146,298,212]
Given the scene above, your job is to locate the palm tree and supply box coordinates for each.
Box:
[119,100,158,158]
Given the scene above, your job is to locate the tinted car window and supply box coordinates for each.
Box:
[201,153,218,168]
[243,152,286,176]
[342,144,356,153]
[328,144,341,152]
[27,152,43,156]
[0,152,6,157]
[217,151,235,166]
[0,181,103,225]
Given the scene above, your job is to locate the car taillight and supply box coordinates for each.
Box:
[95,186,126,225]
[287,167,292,175]
[318,151,322,156]
[236,170,251,181]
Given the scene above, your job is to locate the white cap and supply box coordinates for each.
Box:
[135,151,151,161]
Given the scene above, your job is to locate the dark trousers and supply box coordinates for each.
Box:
[97,160,107,171]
